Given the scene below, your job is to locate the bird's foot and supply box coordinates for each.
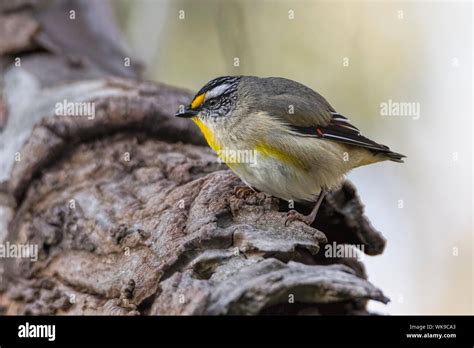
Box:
[284,189,326,227]
[233,185,254,199]
[285,210,317,227]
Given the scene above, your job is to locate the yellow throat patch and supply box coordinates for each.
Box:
[190,92,222,152]
[192,117,221,153]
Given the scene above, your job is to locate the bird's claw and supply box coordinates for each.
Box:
[233,185,254,199]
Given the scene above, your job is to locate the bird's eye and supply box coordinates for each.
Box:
[208,99,217,107]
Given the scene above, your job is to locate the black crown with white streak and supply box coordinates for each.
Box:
[195,76,241,98]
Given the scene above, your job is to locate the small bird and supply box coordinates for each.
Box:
[176,76,405,226]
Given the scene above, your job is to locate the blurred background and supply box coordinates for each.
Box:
[113,0,472,314]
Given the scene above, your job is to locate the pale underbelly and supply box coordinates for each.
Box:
[227,152,335,202]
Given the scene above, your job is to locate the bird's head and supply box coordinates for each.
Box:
[175,76,246,152]
[175,76,241,125]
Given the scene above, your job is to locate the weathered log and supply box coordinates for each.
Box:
[0,0,388,316]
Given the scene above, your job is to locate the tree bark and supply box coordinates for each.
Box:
[0,0,388,315]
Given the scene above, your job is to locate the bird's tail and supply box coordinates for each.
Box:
[349,146,406,168]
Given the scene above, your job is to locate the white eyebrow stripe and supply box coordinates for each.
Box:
[205,84,230,100]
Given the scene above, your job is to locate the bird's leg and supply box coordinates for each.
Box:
[285,188,326,227]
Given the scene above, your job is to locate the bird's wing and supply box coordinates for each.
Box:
[244,76,335,127]
[283,111,406,162]
[261,93,334,127]
[288,112,393,153]
[242,77,403,157]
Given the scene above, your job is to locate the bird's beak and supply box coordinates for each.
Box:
[175,106,198,118]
